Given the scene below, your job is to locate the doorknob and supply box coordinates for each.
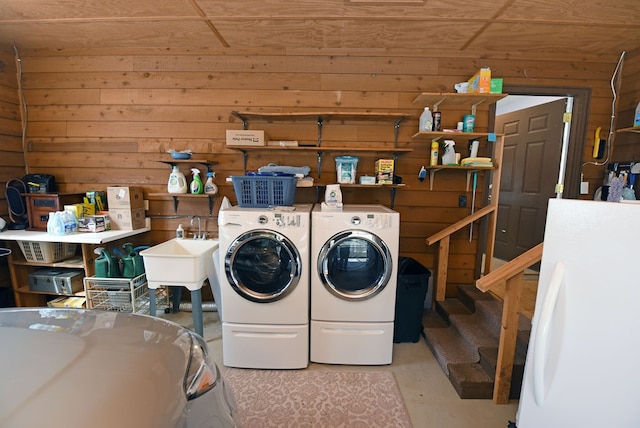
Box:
[501,229,507,233]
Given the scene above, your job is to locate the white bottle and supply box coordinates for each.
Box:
[176,224,185,239]
[419,107,433,132]
[204,171,218,195]
[442,140,457,165]
[167,165,188,193]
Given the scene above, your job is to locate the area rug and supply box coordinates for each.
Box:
[224,368,412,428]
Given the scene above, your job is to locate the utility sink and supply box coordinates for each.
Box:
[140,238,219,290]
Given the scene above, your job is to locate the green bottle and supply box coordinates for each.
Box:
[190,168,203,194]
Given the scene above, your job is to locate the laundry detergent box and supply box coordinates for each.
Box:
[375,159,394,184]
[226,130,266,146]
[78,214,111,233]
[467,67,491,94]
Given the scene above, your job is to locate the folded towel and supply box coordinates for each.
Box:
[258,163,311,177]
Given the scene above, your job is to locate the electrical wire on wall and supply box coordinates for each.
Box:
[13,46,29,173]
[582,51,626,170]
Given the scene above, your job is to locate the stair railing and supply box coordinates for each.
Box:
[475,243,543,404]
[426,204,496,302]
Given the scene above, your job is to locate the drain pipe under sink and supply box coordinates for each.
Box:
[178,301,218,312]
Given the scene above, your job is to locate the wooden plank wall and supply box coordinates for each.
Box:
[0,46,24,295]
[610,52,640,162]
[1,46,635,296]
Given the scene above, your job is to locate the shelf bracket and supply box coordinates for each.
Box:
[433,97,446,112]
[429,168,442,191]
[241,150,248,174]
[317,116,324,178]
[171,196,180,215]
[390,187,397,209]
[471,100,486,117]
[208,195,214,216]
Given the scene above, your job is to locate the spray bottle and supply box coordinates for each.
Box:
[167,165,188,193]
[204,171,218,195]
[190,168,203,194]
[442,140,457,165]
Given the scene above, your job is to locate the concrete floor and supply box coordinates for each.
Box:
[160,309,519,428]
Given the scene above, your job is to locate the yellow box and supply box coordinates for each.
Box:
[226,130,266,146]
[375,159,394,184]
[467,67,491,94]
[64,203,95,219]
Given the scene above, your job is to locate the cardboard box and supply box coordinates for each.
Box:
[467,67,491,94]
[375,159,395,184]
[78,214,111,233]
[109,207,146,230]
[490,78,503,94]
[107,186,144,209]
[64,203,95,219]
[226,130,266,146]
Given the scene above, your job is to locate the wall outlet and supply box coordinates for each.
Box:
[458,195,467,207]
[580,181,589,195]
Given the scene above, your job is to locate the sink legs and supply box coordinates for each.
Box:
[148,285,205,337]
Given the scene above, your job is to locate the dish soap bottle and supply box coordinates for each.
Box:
[204,171,218,195]
[176,224,185,239]
[190,168,203,194]
[167,165,188,193]
[419,107,433,132]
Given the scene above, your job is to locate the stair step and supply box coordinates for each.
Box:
[449,311,499,350]
[423,324,479,376]
[422,284,531,400]
[448,363,494,399]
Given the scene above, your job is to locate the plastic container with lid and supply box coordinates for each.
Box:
[335,156,359,184]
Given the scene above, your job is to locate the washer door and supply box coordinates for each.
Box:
[317,230,392,301]
[225,230,301,303]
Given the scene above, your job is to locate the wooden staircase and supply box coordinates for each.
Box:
[422,284,532,399]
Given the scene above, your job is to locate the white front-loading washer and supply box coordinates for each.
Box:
[218,204,312,369]
[311,204,400,365]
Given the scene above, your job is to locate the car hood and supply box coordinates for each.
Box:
[0,309,193,428]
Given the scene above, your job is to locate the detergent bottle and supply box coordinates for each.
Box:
[190,168,203,194]
[167,165,188,193]
[204,171,218,195]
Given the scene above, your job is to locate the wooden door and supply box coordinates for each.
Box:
[494,98,567,262]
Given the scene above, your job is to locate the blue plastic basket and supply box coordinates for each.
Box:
[231,174,297,207]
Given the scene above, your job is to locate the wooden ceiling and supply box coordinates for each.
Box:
[0,0,638,59]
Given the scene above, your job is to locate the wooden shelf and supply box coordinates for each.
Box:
[411,131,503,141]
[412,93,507,108]
[226,145,412,153]
[425,165,496,191]
[616,126,640,134]
[148,193,216,215]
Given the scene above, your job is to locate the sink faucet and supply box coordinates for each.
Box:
[190,215,204,239]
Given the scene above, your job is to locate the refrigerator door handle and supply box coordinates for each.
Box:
[532,261,565,406]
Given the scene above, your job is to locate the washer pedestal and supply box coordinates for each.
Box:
[310,320,394,365]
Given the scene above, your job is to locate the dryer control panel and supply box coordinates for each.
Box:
[351,213,394,230]
[257,212,303,228]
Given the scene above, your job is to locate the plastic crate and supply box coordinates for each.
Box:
[231,175,297,207]
[18,241,77,263]
[84,273,155,313]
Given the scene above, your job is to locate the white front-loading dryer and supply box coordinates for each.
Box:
[311,204,400,365]
[218,204,312,369]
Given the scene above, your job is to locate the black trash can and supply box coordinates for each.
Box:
[393,257,431,343]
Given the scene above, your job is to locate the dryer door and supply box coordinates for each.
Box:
[224,230,301,303]
[317,230,392,301]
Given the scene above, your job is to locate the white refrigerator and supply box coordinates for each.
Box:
[517,199,640,427]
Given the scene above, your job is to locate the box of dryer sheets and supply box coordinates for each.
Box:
[375,159,394,184]
[226,130,266,146]
[467,67,491,94]
[78,215,111,233]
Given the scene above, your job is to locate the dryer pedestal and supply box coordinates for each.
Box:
[310,320,394,365]
[222,322,309,369]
